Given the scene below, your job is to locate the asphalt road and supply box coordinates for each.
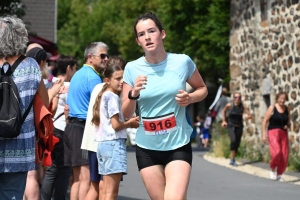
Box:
[117,147,300,200]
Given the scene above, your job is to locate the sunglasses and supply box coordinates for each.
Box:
[234,96,241,99]
[94,54,109,59]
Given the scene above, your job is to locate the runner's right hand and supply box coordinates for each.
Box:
[132,75,147,96]
[222,121,227,128]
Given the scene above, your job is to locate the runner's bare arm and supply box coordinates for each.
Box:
[37,78,49,108]
[122,75,147,119]
[177,70,207,106]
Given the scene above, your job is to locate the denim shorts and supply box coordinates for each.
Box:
[97,139,127,175]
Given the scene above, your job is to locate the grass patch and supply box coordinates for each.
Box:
[210,122,300,172]
[210,122,230,158]
[210,122,268,162]
[287,148,300,172]
[237,141,264,161]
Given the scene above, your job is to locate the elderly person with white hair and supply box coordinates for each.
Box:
[0,15,48,199]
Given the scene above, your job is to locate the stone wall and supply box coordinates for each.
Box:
[230,0,300,151]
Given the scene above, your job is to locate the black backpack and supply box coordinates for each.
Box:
[0,55,34,138]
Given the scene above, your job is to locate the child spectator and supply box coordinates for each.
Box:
[91,56,139,200]
[201,110,212,148]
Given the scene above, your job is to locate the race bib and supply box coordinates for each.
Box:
[142,112,177,135]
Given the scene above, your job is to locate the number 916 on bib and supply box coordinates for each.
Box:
[142,112,177,135]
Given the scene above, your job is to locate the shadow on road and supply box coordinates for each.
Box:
[239,160,262,166]
[192,147,210,152]
[117,196,147,200]
[126,146,136,152]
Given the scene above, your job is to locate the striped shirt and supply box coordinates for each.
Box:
[0,57,41,172]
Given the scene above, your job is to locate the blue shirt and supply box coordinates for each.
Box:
[123,53,196,150]
[67,65,102,119]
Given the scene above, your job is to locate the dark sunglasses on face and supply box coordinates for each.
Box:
[94,54,109,59]
[234,96,241,99]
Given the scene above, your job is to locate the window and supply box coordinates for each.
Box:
[260,0,268,21]
[263,94,271,108]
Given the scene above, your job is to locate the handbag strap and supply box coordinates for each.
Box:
[21,98,34,124]
[6,55,31,123]
[53,112,64,122]
[5,55,26,76]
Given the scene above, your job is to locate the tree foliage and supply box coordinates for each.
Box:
[57,0,230,82]
[0,0,25,17]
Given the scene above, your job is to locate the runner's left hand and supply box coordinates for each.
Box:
[175,90,190,106]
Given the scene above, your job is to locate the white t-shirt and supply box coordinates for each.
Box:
[53,92,68,131]
[95,91,127,142]
[81,83,104,152]
[203,115,212,129]
[195,122,201,134]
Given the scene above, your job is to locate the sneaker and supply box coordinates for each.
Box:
[269,171,277,180]
[229,160,238,167]
[277,176,285,182]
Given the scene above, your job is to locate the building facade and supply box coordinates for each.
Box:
[22,0,57,43]
[230,0,300,151]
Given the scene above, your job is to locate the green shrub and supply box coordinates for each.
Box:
[237,140,263,161]
[210,122,300,172]
[210,122,230,158]
[261,144,271,163]
[287,149,300,172]
[210,122,267,162]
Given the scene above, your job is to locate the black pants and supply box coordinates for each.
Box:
[41,128,71,200]
[227,123,243,152]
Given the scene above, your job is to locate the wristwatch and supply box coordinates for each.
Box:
[128,90,140,100]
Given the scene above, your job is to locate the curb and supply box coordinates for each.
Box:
[203,154,300,185]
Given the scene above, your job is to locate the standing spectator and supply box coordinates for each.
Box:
[26,47,64,101]
[40,55,78,200]
[0,15,48,200]
[64,42,109,200]
[201,110,212,148]
[262,92,290,182]
[92,56,139,200]
[194,115,204,147]
[81,57,127,200]
[26,43,50,88]
[222,92,252,166]
[214,87,230,122]
[81,82,105,200]
[25,45,64,200]
[122,12,208,200]
[48,60,57,82]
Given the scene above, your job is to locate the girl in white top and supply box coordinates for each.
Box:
[91,56,139,200]
[40,55,78,200]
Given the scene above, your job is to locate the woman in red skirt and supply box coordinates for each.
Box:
[262,92,290,182]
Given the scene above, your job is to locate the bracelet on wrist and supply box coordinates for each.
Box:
[128,90,140,100]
